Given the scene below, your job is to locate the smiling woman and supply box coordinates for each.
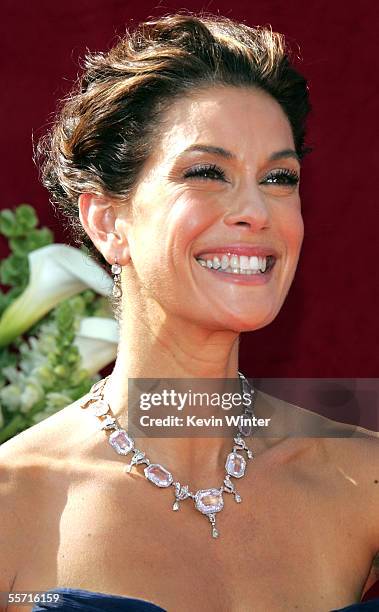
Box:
[0,11,378,612]
[116,84,305,334]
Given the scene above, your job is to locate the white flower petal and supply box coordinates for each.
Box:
[0,244,113,346]
[74,317,119,375]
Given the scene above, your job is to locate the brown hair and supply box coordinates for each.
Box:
[36,11,311,317]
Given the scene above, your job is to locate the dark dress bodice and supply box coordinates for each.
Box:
[30,587,379,611]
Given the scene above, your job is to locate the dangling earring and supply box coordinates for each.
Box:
[111,257,122,298]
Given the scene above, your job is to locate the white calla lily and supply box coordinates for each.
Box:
[74,317,119,375]
[0,244,113,347]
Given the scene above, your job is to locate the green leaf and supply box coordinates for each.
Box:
[9,228,53,256]
[15,204,38,232]
[0,209,17,237]
[0,290,11,318]
[0,346,18,387]
[33,227,54,246]
[66,346,80,365]
[8,237,29,257]
[0,205,39,238]
[0,413,27,443]
[0,253,28,287]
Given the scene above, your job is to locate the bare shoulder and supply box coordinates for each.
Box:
[259,391,379,532]
[0,440,29,590]
[0,391,99,485]
[324,428,379,555]
[285,391,378,465]
[261,389,379,548]
[258,388,378,439]
[0,393,93,461]
[0,396,91,589]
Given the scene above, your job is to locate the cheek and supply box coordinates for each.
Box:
[168,195,217,237]
[129,194,217,287]
[277,202,304,258]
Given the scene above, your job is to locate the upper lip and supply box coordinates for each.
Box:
[194,245,279,258]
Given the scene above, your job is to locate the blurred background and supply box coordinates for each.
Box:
[1,0,378,430]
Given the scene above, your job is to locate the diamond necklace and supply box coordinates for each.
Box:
[80,371,256,539]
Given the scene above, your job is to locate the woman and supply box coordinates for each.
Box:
[0,12,378,612]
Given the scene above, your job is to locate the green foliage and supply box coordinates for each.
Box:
[0,204,111,443]
[1,253,27,285]
[0,204,38,236]
[0,205,54,316]
[0,291,101,443]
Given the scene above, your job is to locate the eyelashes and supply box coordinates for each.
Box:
[263,168,299,186]
[183,163,227,181]
[183,164,300,186]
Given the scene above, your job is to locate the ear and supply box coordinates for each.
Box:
[78,193,131,265]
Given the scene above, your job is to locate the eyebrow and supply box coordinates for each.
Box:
[178,144,300,163]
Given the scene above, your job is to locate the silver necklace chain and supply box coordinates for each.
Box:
[80,372,256,539]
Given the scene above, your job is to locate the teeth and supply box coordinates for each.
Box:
[221,255,229,270]
[249,256,259,271]
[213,256,221,270]
[196,254,273,274]
[239,255,250,270]
[230,255,239,268]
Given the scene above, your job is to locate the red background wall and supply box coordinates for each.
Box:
[1,0,378,379]
[1,1,378,599]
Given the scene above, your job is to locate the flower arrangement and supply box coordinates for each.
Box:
[0,204,119,443]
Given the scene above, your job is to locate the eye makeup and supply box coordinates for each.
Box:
[262,168,300,186]
[182,163,300,187]
[183,164,227,181]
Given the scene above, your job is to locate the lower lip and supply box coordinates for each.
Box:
[196,261,276,285]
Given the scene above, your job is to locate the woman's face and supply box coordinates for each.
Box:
[123,85,304,332]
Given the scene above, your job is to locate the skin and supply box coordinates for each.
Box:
[0,86,378,612]
[78,85,305,475]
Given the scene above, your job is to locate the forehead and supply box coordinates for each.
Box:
[154,85,295,163]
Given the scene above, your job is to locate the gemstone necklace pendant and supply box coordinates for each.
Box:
[208,513,219,539]
[81,371,256,539]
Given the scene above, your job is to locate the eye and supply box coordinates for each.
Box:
[183,164,227,181]
[261,168,300,187]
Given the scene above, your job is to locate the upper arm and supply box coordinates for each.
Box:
[362,437,379,553]
[0,460,25,590]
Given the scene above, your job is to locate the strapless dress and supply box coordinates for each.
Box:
[31,588,166,610]
[30,587,379,611]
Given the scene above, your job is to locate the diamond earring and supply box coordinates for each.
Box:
[111,258,122,298]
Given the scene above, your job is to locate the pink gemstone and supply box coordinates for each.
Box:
[225,452,246,478]
[195,488,224,514]
[108,430,134,455]
[144,464,173,487]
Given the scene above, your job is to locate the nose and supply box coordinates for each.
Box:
[223,185,270,231]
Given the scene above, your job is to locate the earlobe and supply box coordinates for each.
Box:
[78,193,131,266]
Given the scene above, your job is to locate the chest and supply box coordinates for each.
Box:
[17,455,371,611]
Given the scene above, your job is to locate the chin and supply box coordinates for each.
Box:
[207,310,277,333]
[231,318,275,333]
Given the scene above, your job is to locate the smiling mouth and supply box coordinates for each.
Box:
[195,254,276,275]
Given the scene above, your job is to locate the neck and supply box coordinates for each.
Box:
[102,312,277,484]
